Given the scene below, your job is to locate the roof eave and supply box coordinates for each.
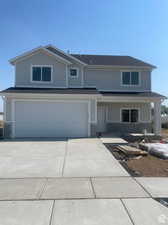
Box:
[86,65,156,69]
[0,92,100,98]
[99,96,166,103]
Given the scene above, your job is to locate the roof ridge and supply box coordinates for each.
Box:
[71,54,129,57]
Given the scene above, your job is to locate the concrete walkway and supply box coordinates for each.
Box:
[63,138,128,177]
[0,138,168,224]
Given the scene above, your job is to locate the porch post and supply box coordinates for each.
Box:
[153,100,161,135]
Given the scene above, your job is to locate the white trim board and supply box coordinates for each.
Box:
[1,93,100,99]
[87,65,155,70]
[14,85,68,88]
[99,89,150,92]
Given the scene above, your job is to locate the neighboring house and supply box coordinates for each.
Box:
[0,45,166,138]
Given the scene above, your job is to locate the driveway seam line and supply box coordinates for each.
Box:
[38,178,48,199]
[49,200,55,225]
[0,197,152,201]
[120,199,135,225]
[61,140,68,176]
[132,177,153,198]
[89,178,96,198]
[0,176,133,180]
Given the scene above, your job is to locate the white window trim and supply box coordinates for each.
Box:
[69,67,79,78]
[31,65,53,83]
[120,108,140,123]
[121,71,141,87]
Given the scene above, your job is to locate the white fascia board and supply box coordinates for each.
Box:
[45,44,87,66]
[87,65,155,70]
[9,47,72,65]
[98,96,164,103]
[0,92,100,99]
[9,46,43,65]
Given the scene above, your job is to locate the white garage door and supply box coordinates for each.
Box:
[14,101,89,138]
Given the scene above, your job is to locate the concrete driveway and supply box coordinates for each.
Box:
[0,138,128,178]
[0,138,168,225]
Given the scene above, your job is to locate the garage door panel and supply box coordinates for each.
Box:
[14,101,89,138]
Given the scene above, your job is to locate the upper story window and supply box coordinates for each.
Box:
[122,71,139,86]
[32,66,52,82]
[121,109,139,123]
[69,68,78,78]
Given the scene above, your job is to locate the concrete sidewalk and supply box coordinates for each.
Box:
[0,198,168,225]
[0,177,168,200]
[0,177,150,200]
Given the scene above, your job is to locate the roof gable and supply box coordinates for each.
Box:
[9,46,73,65]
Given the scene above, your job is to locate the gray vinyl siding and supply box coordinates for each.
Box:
[84,68,151,91]
[15,51,84,88]
[14,50,151,91]
[98,102,151,122]
[96,102,152,134]
[15,51,67,87]
[108,103,151,122]
[68,64,83,87]
[5,98,12,121]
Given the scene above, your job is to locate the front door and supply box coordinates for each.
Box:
[97,105,106,132]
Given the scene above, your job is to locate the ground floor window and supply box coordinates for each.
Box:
[121,109,139,123]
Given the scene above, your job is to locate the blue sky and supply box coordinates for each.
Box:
[0,0,168,111]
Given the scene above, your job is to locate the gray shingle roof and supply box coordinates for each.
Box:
[71,54,156,68]
[46,47,156,68]
[1,88,165,99]
[46,46,74,62]
[1,87,99,95]
[100,91,166,98]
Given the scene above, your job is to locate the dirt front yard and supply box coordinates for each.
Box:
[124,155,168,177]
[105,144,168,177]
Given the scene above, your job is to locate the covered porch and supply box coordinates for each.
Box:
[96,92,166,136]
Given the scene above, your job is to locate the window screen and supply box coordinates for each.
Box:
[32,66,51,82]
[122,72,139,85]
[122,109,139,123]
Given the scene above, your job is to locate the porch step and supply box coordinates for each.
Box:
[100,137,128,145]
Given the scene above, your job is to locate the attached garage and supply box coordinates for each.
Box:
[13,100,90,138]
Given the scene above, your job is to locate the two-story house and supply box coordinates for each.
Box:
[0,45,165,138]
